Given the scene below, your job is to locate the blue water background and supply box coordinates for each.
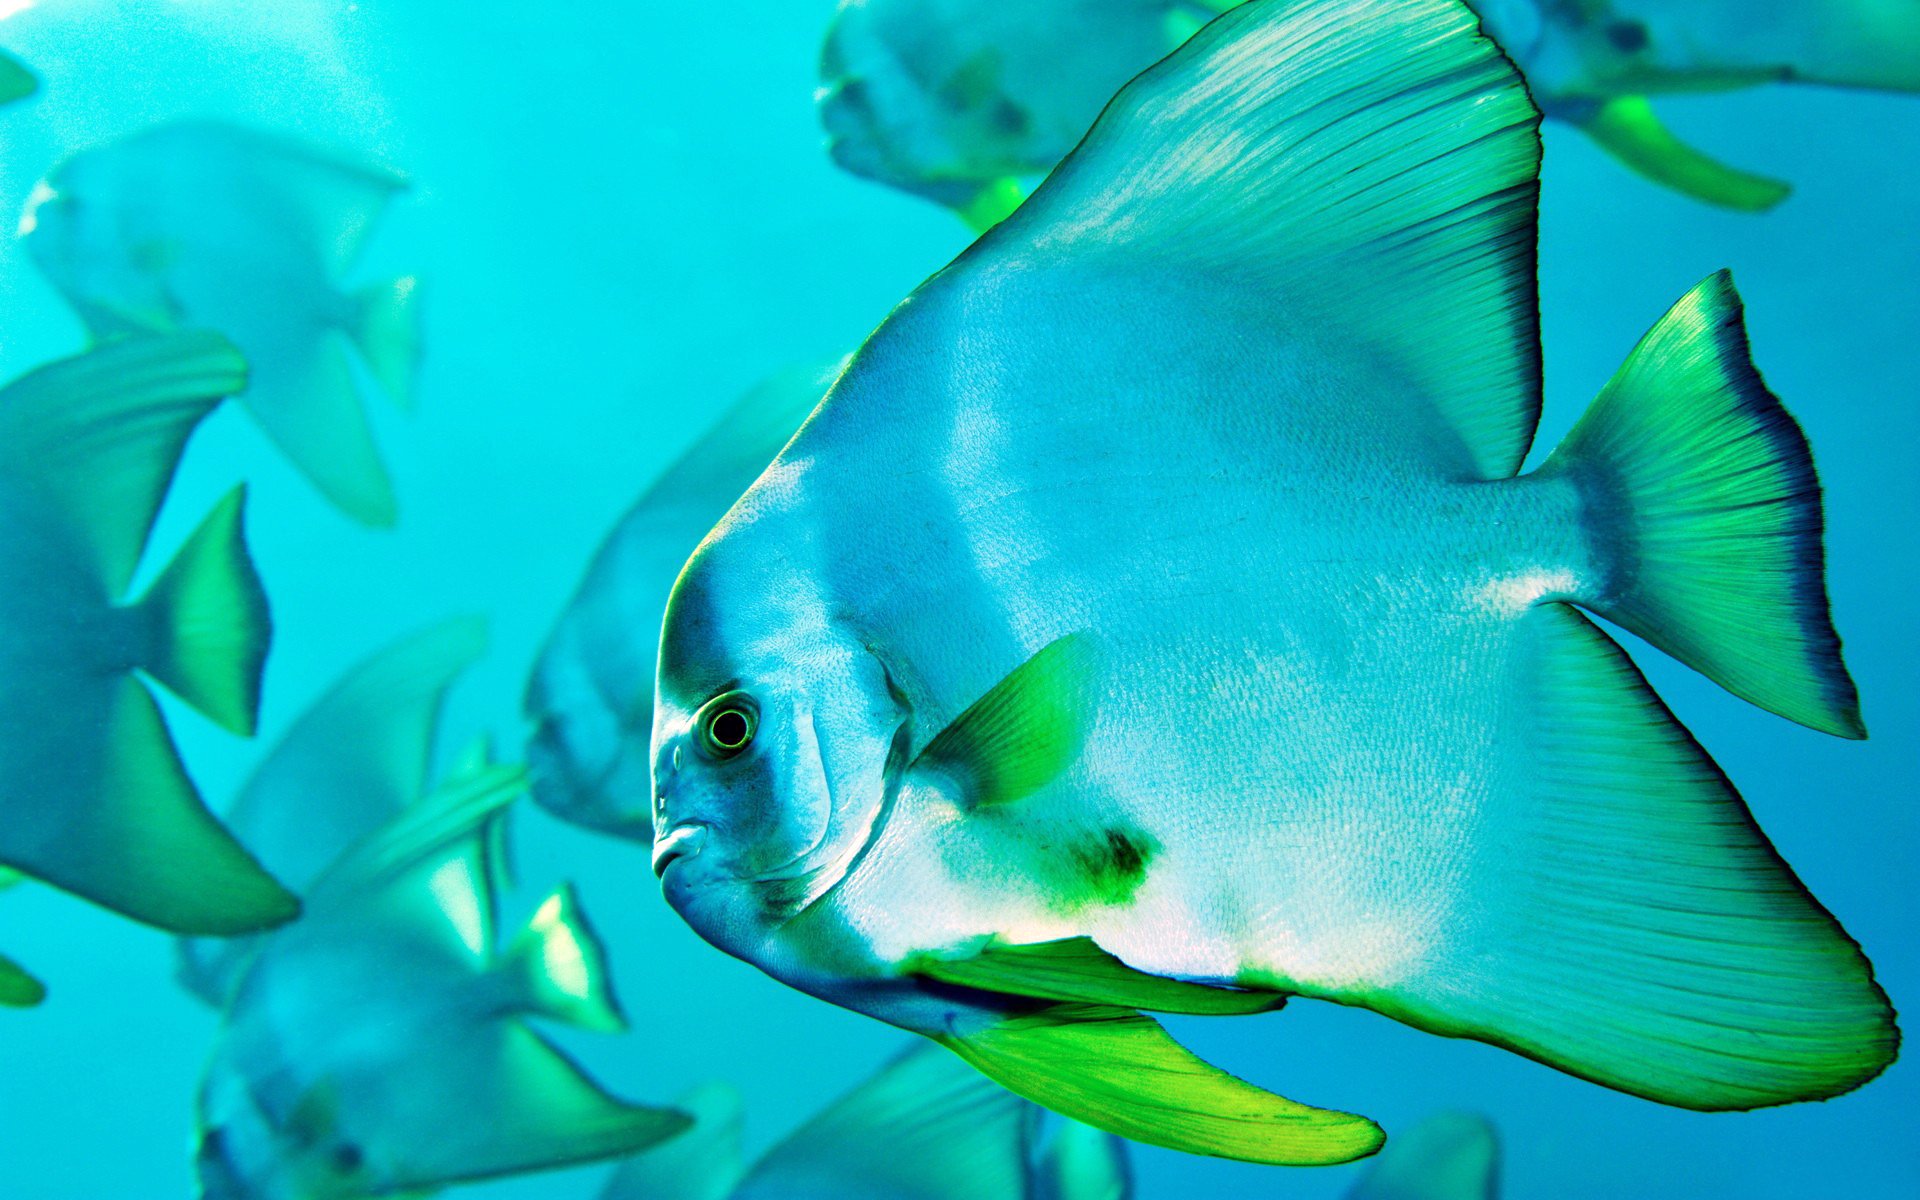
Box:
[0,2,1912,1196]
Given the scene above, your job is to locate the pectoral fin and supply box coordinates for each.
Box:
[911,634,1097,809]
[1578,96,1790,212]
[912,937,1284,1016]
[938,1005,1381,1166]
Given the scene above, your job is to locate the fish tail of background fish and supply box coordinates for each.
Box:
[1033,1119,1132,1200]
[490,882,629,1033]
[0,333,297,936]
[348,274,422,410]
[132,484,272,737]
[1535,269,1863,740]
[1343,1112,1498,1200]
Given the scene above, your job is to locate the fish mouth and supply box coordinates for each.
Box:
[651,823,708,878]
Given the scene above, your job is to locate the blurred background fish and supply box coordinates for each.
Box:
[21,120,420,525]
[0,333,292,938]
[600,1044,1131,1200]
[194,763,689,1199]
[817,0,1920,220]
[526,360,845,841]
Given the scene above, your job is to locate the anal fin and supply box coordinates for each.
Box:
[939,1004,1381,1166]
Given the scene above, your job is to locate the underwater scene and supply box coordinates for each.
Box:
[0,0,1914,1196]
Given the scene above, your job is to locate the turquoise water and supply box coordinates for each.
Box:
[0,1,1913,1196]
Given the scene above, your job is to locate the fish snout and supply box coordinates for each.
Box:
[651,821,708,878]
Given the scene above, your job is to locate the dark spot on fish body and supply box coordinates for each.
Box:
[1055,825,1159,911]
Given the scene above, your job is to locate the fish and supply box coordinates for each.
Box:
[1471,0,1920,209]
[21,120,421,526]
[599,1044,1131,1200]
[1346,1113,1498,1200]
[816,0,1920,217]
[0,332,295,937]
[0,50,36,106]
[817,0,1211,229]
[526,360,844,840]
[178,616,490,1007]
[194,764,691,1200]
[652,0,1898,1167]
[0,867,46,1008]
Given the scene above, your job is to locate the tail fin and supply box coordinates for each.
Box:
[497,883,626,1033]
[351,275,421,408]
[1541,271,1862,738]
[135,485,271,737]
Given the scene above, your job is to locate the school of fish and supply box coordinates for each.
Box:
[0,0,1912,1196]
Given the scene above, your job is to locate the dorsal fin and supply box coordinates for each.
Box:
[734,1045,1033,1200]
[0,332,246,593]
[960,0,1543,479]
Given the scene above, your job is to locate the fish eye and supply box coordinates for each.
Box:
[696,692,759,760]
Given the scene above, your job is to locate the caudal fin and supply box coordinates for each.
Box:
[496,883,626,1033]
[352,275,421,408]
[1541,271,1862,738]
[135,486,271,737]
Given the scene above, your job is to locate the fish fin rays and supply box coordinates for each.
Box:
[599,1083,746,1200]
[385,1023,690,1190]
[963,0,1544,478]
[2,677,296,935]
[242,333,397,526]
[0,332,246,593]
[735,1044,1033,1200]
[912,936,1284,1015]
[1575,97,1790,212]
[1542,271,1862,737]
[497,883,627,1033]
[1364,605,1895,1109]
[939,1005,1381,1166]
[1346,1112,1498,1200]
[134,485,270,737]
[911,633,1098,809]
